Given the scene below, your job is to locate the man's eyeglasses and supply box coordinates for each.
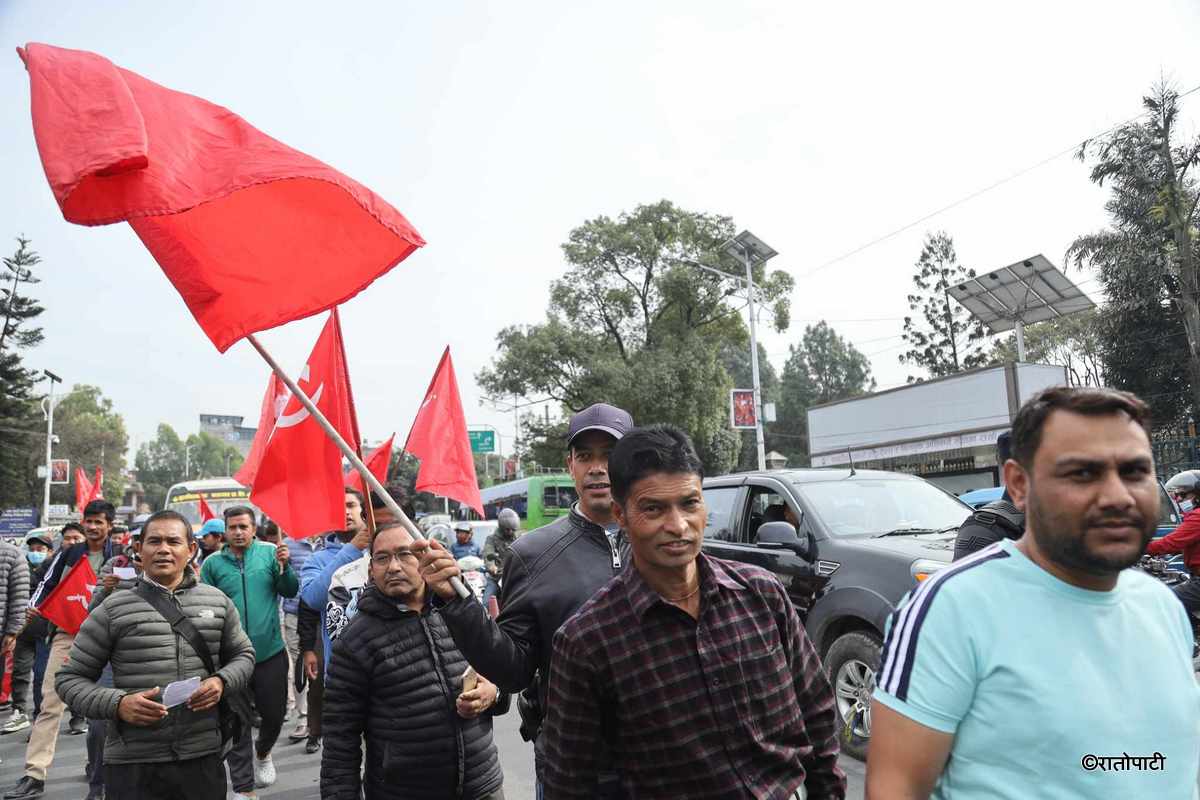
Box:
[371,550,418,567]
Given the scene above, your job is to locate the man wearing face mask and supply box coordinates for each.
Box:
[1146,470,1200,621]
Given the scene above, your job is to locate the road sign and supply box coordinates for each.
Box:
[469,430,496,453]
[0,507,38,537]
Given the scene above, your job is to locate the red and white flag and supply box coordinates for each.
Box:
[346,434,395,496]
[249,311,361,539]
[404,348,483,516]
[39,557,97,635]
[234,373,288,488]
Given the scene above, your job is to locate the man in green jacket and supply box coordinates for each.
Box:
[200,506,298,799]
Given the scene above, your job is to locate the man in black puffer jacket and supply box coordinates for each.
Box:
[321,522,509,800]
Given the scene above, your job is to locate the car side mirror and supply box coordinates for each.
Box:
[757,521,811,560]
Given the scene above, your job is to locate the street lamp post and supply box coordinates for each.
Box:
[683,230,779,472]
[41,369,61,524]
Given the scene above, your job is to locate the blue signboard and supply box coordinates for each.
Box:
[0,507,38,537]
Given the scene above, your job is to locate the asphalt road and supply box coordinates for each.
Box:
[0,710,867,799]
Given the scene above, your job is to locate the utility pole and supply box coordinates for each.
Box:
[41,369,61,524]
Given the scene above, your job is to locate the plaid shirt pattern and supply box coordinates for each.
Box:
[541,553,846,800]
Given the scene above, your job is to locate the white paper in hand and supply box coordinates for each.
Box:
[162,676,202,708]
[113,567,136,580]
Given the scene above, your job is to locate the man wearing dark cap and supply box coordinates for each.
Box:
[419,402,635,799]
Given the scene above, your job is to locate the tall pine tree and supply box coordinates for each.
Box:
[0,237,46,507]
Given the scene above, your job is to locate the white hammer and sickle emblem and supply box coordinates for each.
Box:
[276,365,325,429]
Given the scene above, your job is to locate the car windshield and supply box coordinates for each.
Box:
[795,478,971,537]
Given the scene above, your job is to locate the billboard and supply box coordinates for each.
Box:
[730,389,757,429]
[50,459,69,484]
[0,507,38,537]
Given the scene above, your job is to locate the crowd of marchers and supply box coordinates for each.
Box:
[0,386,1197,800]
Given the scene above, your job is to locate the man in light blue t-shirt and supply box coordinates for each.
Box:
[868,386,1200,800]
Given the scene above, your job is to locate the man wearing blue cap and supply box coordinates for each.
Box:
[419,402,635,799]
[196,519,224,566]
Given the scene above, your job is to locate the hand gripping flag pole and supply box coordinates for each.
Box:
[246,333,471,600]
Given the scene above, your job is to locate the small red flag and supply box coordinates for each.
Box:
[250,311,361,539]
[234,372,288,488]
[404,348,483,517]
[90,466,103,502]
[198,495,217,523]
[74,467,94,512]
[346,434,395,496]
[39,557,97,635]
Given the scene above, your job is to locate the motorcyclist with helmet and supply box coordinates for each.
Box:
[1146,469,1200,618]
[481,509,521,609]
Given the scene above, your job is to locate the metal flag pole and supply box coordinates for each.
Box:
[246,333,470,600]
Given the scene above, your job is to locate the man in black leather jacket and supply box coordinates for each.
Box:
[419,403,634,799]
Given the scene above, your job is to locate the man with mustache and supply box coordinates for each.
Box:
[867,387,1200,799]
[539,425,845,799]
[418,403,634,799]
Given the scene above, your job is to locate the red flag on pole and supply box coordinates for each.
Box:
[250,311,360,539]
[17,42,424,352]
[74,467,93,512]
[346,434,395,496]
[38,557,97,635]
[404,348,483,517]
[198,495,217,524]
[90,466,103,502]
[234,373,288,488]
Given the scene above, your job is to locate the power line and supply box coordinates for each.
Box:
[797,83,1200,279]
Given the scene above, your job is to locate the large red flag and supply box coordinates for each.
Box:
[404,348,483,516]
[250,311,360,539]
[346,434,395,496]
[234,373,288,487]
[74,467,93,512]
[17,42,424,352]
[198,495,217,524]
[39,557,96,635]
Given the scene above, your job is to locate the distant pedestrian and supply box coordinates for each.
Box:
[481,509,521,608]
[321,522,508,800]
[540,425,845,799]
[55,510,255,800]
[200,506,298,797]
[196,519,224,565]
[282,533,320,743]
[450,522,482,560]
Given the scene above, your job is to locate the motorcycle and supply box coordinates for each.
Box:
[456,554,489,605]
[1137,555,1200,663]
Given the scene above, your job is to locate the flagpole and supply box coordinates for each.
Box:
[246,333,470,600]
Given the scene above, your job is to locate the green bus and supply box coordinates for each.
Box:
[476,474,578,530]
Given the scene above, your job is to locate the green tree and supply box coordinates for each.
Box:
[479,200,794,474]
[1068,82,1200,421]
[989,309,1106,387]
[0,237,45,508]
[184,432,244,479]
[135,423,186,510]
[900,232,989,381]
[773,321,875,464]
[29,385,128,508]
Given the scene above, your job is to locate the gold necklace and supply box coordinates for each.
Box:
[663,583,701,603]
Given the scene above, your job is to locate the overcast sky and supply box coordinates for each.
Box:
[3,0,1199,463]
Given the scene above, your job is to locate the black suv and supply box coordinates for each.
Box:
[700,468,972,760]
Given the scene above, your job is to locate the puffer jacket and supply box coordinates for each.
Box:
[56,571,255,764]
[321,587,508,800]
[0,539,29,636]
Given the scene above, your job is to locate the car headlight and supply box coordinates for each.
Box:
[911,559,948,582]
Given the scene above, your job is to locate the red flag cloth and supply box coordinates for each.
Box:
[345,434,395,496]
[38,557,96,635]
[198,495,217,524]
[234,372,288,488]
[404,348,483,516]
[17,43,425,352]
[90,466,103,502]
[74,467,93,512]
[250,312,360,540]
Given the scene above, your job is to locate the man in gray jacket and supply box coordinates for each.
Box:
[55,510,255,800]
[0,537,29,715]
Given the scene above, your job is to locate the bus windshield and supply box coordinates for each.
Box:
[164,480,259,526]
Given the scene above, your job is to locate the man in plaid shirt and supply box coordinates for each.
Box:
[540,425,846,800]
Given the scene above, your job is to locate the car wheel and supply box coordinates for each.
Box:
[823,630,881,762]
